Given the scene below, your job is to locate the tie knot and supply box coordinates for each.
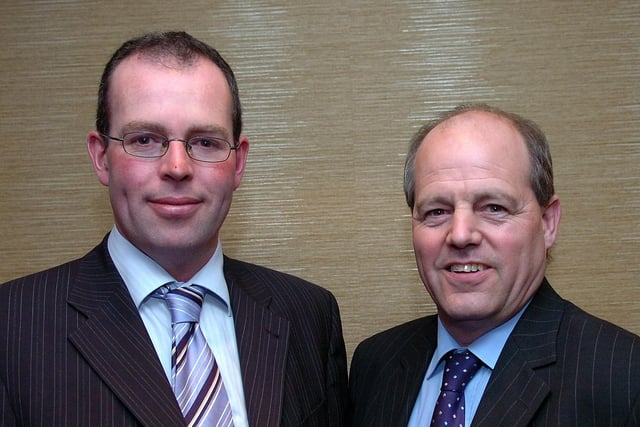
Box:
[160,284,206,324]
[441,350,482,392]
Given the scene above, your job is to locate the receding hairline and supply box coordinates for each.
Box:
[116,50,207,72]
[404,103,553,209]
[429,109,524,138]
[417,109,530,162]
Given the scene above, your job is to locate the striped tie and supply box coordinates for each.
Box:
[160,284,234,427]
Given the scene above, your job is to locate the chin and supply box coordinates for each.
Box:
[444,299,496,321]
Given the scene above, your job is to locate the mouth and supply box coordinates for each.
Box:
[149,196,201,217]
[447,263,488,273]
[150,196,201,206]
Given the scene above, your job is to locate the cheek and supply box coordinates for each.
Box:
[412,229,441,272]
[489,228,544,277]
[113,155,152,179]
[107,162,150,200]
[109,168,132,190]
[412,226,439,253]
[500,225,541,252]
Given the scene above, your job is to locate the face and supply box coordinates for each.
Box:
[87,54,249,281]
[410,111,560,345]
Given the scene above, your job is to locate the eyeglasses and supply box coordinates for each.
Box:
[101,131,239,163]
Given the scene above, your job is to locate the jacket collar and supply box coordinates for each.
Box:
[67,237,186,427]
[473,279,561,426]
[223,256,291,427]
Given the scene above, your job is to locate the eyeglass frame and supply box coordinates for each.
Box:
[100,131,240,163]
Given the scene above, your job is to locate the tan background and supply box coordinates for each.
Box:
[1,1,638,362]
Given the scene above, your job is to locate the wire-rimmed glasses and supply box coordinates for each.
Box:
[101,131,238,163]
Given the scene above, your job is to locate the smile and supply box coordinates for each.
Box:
[448,264,486,273]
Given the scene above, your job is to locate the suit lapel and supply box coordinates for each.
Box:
[390,331,436,426]
[361,317,437,427]
[225,257,290,427]
[67,241,185,427]
[473,279,562,427]
[472,342,551,426]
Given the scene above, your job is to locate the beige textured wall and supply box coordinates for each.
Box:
[1,1,638,361]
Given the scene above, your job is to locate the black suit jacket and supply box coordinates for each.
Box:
[0,236,348,427]
[348,279,640,426]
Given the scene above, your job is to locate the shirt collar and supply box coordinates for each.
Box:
[107,226,232,316]
[427,302,529,379]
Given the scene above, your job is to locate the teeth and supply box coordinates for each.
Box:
[450,264,485,273]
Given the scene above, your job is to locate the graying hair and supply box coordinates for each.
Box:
[403,103,554,209]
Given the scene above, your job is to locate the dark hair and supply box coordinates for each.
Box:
[96,31,242,143]
[403,103,554,209]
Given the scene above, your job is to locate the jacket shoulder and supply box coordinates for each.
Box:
[1,258,80,294]
[352,316,437,365]
[559,297,640,358]
[1,239,109,291]
[223,255,335,299]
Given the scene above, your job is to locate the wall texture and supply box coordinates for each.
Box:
[1,0,638,361]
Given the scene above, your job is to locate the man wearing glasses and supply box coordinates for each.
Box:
[0,31,348,427]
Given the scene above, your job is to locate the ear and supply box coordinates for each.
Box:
[541,195,561,249]
[232,135,250,190]
[87,131,110,187]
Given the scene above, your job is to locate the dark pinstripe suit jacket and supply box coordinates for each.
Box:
[0,236,348,427]
[348,279,640,426]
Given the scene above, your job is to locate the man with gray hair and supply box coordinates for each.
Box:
[348,104,640,426]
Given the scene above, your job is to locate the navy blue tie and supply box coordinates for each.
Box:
[431,350,482,427]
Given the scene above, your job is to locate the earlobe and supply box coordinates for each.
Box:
[87,131,110,186]
[542,196,562,248]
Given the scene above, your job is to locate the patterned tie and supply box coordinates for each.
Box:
[431,350,482,427]
[159,284,234,427]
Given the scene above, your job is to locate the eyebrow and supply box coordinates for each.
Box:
[120,121,164,135]
[474,191,520,209]
[120,121,231,140]
[415,190,520,209]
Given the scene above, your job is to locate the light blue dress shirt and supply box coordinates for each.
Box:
[107,226,249,427]
[407,305,527,427]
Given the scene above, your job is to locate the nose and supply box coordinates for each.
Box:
[159,139,194,180]
[445,208,482,248]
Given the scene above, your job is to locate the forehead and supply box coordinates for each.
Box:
[110,53,225,88]
[107,54,232,131]
[414,111,531,188]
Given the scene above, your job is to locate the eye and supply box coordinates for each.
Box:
[427,208,447,217]
[486,204,506,213]
[413,207,450,227]
[126,132,163,146]
[190,136,227,150]
[135,136,151,145]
